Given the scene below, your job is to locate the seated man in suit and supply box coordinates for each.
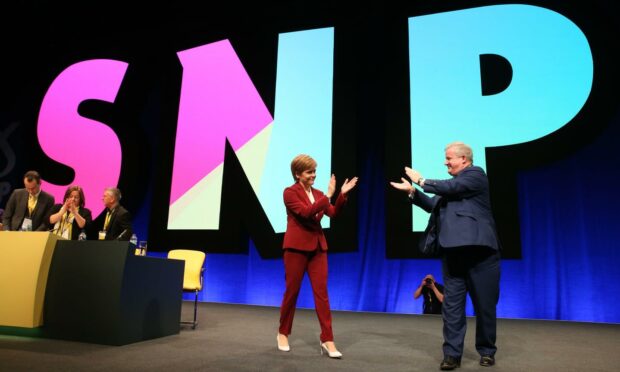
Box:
[98,187,133,241]
[2,170,55,231]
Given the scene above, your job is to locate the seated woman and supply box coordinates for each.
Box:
[49,185,92,239]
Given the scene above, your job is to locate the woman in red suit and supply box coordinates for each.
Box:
[276,154,358,358]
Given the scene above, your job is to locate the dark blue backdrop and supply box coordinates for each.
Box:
[145,111,620,323]
[2,1,619,325]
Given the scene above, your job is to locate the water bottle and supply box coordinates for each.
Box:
[130,233,138,247]
[78,230,87,241]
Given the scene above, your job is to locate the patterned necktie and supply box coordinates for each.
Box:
[103,210,112,231]
[28,194,37,216]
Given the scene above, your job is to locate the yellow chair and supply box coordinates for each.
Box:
[167,249,206,329]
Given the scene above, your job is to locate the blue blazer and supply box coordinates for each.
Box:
[411,166,499,250]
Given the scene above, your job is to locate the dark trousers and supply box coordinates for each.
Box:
[279,248,333,342]
[441,246,500,358]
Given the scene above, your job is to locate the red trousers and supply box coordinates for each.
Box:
[278,248,333,342]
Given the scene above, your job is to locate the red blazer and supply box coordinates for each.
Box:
[282,182,347,251]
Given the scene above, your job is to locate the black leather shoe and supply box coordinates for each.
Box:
[440,356,461,370]
[480,355,495,367]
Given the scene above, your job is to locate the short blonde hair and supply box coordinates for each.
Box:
[290,154,317,181]
[445,142,473,163]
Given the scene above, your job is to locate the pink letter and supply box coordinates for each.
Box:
[37,59,128,218]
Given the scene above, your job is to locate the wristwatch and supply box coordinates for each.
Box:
[418,177,425,186]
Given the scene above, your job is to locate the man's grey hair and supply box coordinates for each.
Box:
[105,187,122,201]
[445,142,473,163]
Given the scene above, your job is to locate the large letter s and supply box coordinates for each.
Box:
[37,59,128,218]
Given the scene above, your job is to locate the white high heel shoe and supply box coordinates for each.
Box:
[277,334,290,352]
[320,341,342,358]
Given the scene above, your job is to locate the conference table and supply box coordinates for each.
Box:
[0,232,184,345]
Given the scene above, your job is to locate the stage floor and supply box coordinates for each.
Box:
[1,302,619,371]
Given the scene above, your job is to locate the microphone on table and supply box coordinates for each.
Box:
[116,229,128,240]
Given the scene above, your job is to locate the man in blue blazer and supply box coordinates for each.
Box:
[391,142,500,370]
